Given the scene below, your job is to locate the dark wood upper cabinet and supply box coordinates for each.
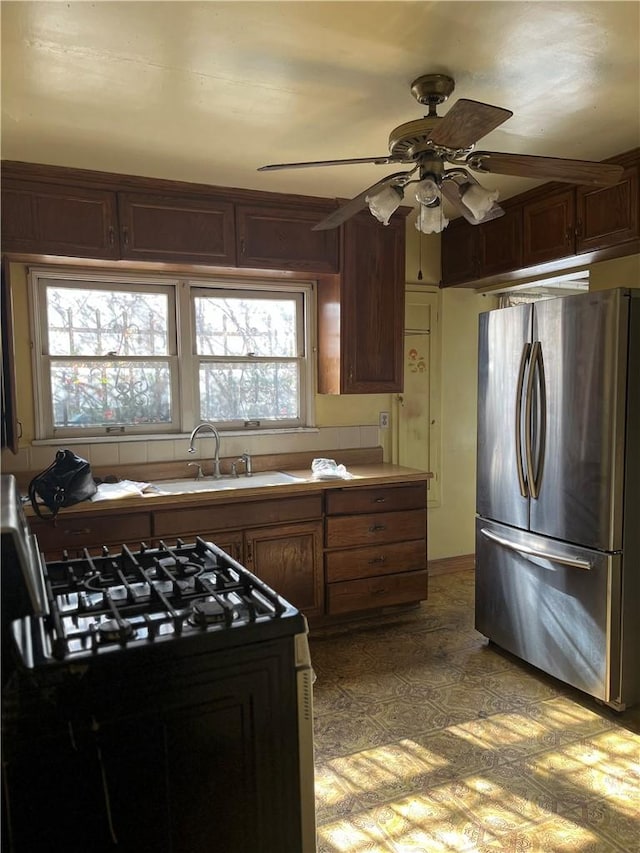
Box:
[318,212,405,395]
[235,204,339,273]
[441,148,639,287]
[440,204,522,285]
[479,204,523,276]
[441,218,478,285]
[576,160,639,253]
[1,258,19,454]
[117,193,236,265]
[522,188,575,267]
[1,180,119,259]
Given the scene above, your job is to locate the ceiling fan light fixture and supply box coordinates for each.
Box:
[460,182,499,220]
[414,176,440,205]
[415,199,449,235]
[366,184,404,225]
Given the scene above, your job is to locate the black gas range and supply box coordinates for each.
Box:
[1,475,316,853]
[12,536,305,668]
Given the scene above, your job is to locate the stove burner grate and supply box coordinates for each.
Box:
[41,537,289,660]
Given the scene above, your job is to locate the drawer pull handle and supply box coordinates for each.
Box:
[369,524,386,533]
[372,587,387,595]
[65,528,91,536]
[373,497,386,503]
[368,556,387,564]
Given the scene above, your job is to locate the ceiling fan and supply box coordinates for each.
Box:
[258,74,623,234]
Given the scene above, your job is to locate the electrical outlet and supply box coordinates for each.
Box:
[379,411,390,429]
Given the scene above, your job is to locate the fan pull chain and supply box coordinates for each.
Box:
[417,222,423,281]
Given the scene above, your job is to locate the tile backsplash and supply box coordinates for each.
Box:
[2,426,381,475]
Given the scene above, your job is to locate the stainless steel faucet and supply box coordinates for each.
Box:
[241,452,253,477]
[188,422,222,479]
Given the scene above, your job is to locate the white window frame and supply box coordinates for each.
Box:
[186,282,310,430]
[29,267,316,441]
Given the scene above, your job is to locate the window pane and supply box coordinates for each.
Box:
[200,363,299,421]
[46,287,169,356]
[194,296,297,357]
[51,361,171,426]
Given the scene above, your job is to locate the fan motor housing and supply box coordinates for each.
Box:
[388,117,443,159]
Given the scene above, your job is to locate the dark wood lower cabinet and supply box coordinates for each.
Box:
[2,640,302,853]
[244,520,324,619]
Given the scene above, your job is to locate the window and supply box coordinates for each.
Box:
[30,269,315,439]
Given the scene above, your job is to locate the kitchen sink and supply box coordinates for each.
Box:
[149,471,307,495]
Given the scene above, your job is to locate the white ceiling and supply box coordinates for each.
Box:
[2,1,639,217]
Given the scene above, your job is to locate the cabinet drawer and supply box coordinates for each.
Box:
[325,509,426,548]
[325,539,426,582]
[30,512,152,556]
[325,483,426,515]
[327,569,428,615]
[153,494,322,537]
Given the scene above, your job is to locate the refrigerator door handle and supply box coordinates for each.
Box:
[480,527,592,570]
[515,342,531,498]
[532,342,547,499]
[524,341,542,499]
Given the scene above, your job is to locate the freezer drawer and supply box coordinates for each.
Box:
[475,518,621,706]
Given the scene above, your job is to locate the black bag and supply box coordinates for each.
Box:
[28,450,97,519]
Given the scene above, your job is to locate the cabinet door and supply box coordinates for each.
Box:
[576,161,639,253]
[478,204,523,276]
[244,520,324,618]
[441,218,478,285]
[117,192,236,264]
[1,180,119,259]
[340,213,405,393]
[523,189,575,265]
[236,204,339,272]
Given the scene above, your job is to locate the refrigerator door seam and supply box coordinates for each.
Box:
[479,527,592,570]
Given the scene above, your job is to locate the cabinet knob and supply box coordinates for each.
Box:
[122,225,129,247]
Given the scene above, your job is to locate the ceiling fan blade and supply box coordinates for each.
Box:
[312,172,413,231]
[468,151,624,186]
[440,179,505,226]
[258,156,398,172]
[429,99,513,149]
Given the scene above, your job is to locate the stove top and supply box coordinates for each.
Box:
[11,538,304,668]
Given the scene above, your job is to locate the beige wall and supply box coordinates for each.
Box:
[426,288,497,560]
[589,254,640,290]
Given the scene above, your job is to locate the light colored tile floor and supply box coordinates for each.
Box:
[310,571,640,853]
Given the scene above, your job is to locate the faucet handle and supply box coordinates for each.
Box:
[188,462,204,480]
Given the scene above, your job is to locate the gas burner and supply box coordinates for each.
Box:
[97,618,134,643]
[154,555,203,579]
[189,598,236,627]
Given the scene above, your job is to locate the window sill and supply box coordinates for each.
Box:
[31,427,320,446]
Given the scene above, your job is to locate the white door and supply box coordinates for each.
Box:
[395,288,440,506]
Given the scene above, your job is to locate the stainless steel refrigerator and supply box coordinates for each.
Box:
[475,287,639,710]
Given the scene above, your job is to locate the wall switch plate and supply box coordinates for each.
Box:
[379,412,390,429]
